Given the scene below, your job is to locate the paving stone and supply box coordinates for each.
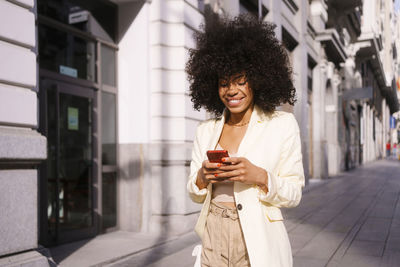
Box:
[322,196,354,210]
[296,231,346,260]
[380,250,400,267]
[387,225,400,240]
[324,220,354,233]
[346,240,385,257]
[391,218,400,228]
[358,184,385,197]
[339,254,381,267]
[293,256,327,267]
[393,207,400,220]
[356,217,391,242]
[351,195,376,205]
[284,201,325,220]
[385,237,400,251]
[323,206,366,233]
[369,204,396,219]
[289,232,314,255]
[290,223,322,237]
[303,212,337,228]
[284,219,299,232]
[143,245,196,267]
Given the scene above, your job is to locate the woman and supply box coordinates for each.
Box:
[186,14,305,267]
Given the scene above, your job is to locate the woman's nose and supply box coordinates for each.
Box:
[227,83,238,95]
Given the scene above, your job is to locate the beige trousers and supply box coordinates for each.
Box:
[201,200,251,267]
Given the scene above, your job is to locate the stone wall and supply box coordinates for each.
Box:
[0,0,48,265]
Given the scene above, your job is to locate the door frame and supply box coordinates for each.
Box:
[39,74,99,246]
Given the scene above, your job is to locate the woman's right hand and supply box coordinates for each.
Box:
[195,160,224,189]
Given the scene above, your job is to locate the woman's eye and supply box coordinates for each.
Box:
[238,81,247,86]
[220,83,228,87]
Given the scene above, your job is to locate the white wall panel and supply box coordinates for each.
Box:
[151,117,186,141]
[0,84,37,126]
[184,26,196,49]
[151,45,187,70]
[151,69,187,93]
[118,3,150,144]
[150,0,184,23]
[151,93,185,117]
[150,22,185,46]
[151,92,204,121]
[151,164,188,214]
[0,1,35,48]
[151,115,202,142]
[185,115,203,141]
[185,0,198,8]
[0,41,36,87]
[183,1,203,31]
[185,94,206,122]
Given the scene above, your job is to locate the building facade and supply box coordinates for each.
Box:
[308,0,399,177]
[0,0,399,266]
[0,0,49,265]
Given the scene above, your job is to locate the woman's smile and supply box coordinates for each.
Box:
[219,73,254,117]
[226,97,245,107]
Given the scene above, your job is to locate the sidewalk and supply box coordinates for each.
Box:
[48,158,400,267]
[48,230,200,267]
[288,158,400,267]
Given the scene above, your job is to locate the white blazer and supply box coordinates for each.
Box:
[187,105,305,267]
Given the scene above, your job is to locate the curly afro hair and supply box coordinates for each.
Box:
[186,13,296,116]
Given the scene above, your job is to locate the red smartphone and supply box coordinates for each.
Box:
[206,150,230,163]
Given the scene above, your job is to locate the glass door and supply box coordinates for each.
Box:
[40,79,96,245]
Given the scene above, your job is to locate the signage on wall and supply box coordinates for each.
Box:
[68,107,79,131]
[69,10,89,24]
[60,65,77,78]
[390,116,396,129]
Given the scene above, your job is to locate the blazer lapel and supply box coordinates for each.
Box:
[205,110,226,153]
[205,105,270,158]
[237,105,268,157]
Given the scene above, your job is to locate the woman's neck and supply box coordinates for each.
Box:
[227,104,254,125]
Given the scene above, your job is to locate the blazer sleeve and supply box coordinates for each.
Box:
[258,114,305,208]
[187,123,209,203]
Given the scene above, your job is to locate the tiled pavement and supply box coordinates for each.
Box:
[145,158,400,267]
[286,159,400,267]
[51,159,400,267]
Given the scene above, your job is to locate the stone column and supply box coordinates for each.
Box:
[0,0,48,266]
[312,61,328,179]
[116,0,202,236]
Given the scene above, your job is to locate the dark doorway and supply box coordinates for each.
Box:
[39,79,97,246]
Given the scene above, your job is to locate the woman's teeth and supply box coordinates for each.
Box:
[227,98,243,106]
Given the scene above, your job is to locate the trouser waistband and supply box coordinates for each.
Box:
[209,200,238,220]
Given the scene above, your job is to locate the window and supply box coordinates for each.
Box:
[101,45,116,87]
[39,24,96,81]
[101,91,116,165]
[38,0,117,41]
[239,0,268,18]
[100,44,118,231]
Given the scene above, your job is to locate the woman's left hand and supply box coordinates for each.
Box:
[216,157,269,189]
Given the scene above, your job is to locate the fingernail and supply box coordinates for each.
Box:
[214,174,218,177]
[217,163,221,167]
[221,158,225,162]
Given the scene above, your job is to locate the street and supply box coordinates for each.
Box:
[109,158,400,267]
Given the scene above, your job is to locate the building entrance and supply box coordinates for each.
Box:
[39,79,97,246]
[37,0,118,246]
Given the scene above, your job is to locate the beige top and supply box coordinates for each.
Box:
[211,144,237,203]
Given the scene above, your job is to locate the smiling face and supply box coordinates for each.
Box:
[218,73,254,116]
